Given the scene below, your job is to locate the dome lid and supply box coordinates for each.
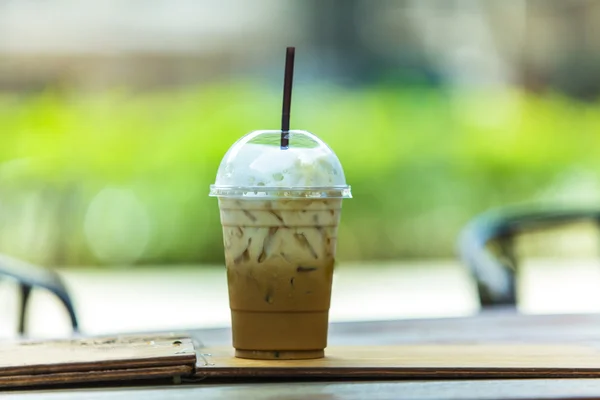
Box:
[209,130,351,199]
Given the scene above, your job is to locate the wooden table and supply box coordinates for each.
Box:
[8,310,600,399]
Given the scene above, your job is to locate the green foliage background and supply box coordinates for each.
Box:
[0,82,599,267]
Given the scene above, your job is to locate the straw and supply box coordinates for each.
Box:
[280,47,295,149]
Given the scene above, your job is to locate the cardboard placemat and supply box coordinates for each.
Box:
[195,344,600,379]
[6,338,600,389]
[0,335,196,388]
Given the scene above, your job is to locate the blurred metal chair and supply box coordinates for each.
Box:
[458,206,600,307]
[0,253,78,335]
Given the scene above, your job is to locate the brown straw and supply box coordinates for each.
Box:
[280,47,295,149]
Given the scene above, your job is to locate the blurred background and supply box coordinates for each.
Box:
[1,0,600,269]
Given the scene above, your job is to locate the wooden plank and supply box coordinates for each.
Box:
[188,311,600,348]
[195,344,600,379]
[7,380,600,400]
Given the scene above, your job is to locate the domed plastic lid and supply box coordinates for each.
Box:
[209,130,351,199]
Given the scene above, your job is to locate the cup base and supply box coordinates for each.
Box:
[231,309,329,353]
[234,349,325,360]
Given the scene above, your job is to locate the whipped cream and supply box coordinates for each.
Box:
[215,143,346,187]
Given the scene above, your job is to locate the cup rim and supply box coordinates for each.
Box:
[209,185,352,199]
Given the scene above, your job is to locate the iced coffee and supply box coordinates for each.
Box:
[210,130,351,360]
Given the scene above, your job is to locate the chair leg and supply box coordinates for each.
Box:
[470,235,517,308]
[474,265,516,307]
[18,284,32,335]
[56,293,79,333]
[484,235,517,307]
[498,234,518,298]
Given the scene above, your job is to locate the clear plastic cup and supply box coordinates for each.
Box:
[210,130,351,360]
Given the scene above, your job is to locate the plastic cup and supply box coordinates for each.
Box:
[210,130,351,360]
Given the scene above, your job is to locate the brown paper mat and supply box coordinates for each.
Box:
[195,344,600,379]
[0,335,196,388]
[0,365,193,388]
[7,339,600,389]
